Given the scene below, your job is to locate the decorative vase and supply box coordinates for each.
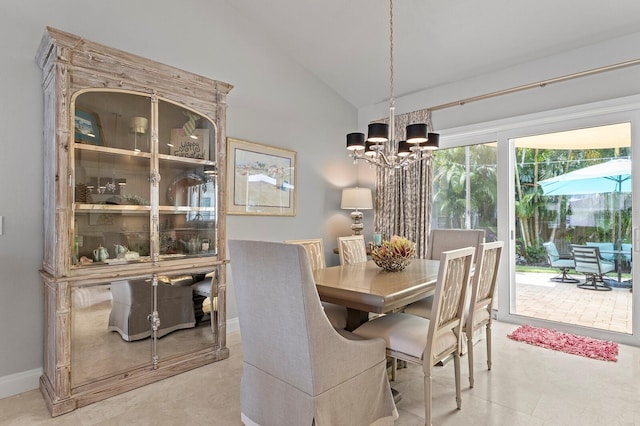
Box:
[371,236,416,272]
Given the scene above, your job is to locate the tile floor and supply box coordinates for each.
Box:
[2,320,640,425]
[515,271,632,334]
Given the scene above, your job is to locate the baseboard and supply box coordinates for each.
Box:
[0,367,42,399]
[227,316,240,334]
[0,318,239,401]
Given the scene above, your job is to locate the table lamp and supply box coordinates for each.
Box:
[341,187,373,235]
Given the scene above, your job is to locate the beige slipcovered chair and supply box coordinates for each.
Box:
[108,276,195,341]
[285,238,348,329]
[337,235,368,265]
[229,240,398,426]
[353,247,475,426]
[463,241,503,387]
[404,228,485,318]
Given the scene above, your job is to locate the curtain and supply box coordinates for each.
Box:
[373,108,434,259]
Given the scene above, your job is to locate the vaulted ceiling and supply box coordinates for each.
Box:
[229,0,640,109]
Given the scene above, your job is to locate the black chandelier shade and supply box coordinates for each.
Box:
[345,128,440,151]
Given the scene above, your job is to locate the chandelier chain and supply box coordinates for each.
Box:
[389,0,394,107]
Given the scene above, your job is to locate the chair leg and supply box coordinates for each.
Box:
[424,371,432,426]
[391,356,397,381]
[467,331,474,388]
[486,323,492,371]
[454,352,462,410]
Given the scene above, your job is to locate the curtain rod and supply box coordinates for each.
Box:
[427,58,640,113]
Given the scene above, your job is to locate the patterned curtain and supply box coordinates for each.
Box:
[373,108,434,259]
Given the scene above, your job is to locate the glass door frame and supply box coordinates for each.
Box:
[439,94,640,346]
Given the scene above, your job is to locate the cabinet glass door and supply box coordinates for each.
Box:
[73,91,152,265]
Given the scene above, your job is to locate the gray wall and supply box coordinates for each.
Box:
[0,0,361,391]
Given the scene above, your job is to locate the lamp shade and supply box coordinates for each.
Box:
[346,132,366,150]
[341,187,373,210]
[367,123,389,143]
[420,132,440,150]
[406,123,428,143]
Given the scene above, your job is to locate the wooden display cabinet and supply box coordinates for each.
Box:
[35,27,232,416]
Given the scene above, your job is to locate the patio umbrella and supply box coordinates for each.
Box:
[539,158,631,250]
[538,158,631,196]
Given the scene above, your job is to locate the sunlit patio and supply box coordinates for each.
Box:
[514,271,632,334]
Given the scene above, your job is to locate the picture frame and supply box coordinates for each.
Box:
[74,108,105,146]
[170,128,210,160]
[226,137,297,216]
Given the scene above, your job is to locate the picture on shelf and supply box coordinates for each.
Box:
[226,137,296,216]
[170,128,210,159]
[74,108,105,146]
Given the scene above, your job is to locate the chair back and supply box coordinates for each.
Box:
[542,241,560,264]
[426,229,485,263]
[571,244,606,274]
[426,246,475,363]
[466,241,503,332]
[586,241,615,261]
[285,238,326,270]
[229,240,331,393]
[338,235,368,264]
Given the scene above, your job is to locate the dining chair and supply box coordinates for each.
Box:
[463,241,503,388]
[229,240,398,426]
[353,247,475,426]
[571,244,615,291]
[337,235,368,265]
[542,241,579,283]
[404,228,484,319]
[285,238,348,329]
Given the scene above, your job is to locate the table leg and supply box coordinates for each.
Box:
[346,308,370,331]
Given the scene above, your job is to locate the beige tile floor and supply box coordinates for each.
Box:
[515,271,632,334]
[2,320,640,425]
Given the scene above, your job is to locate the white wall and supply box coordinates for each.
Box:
[0,0,360,396]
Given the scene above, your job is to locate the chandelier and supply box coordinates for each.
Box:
[346,0,439,170]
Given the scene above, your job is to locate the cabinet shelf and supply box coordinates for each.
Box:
[75,204,151,212]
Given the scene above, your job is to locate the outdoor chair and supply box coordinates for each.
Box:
[570,244,616,291]
[542,241,579,283]
[228,240,398,425]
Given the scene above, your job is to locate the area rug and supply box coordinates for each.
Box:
[507,324,618,362]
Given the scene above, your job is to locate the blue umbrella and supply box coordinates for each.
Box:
[538,158,631,196]
[539,158,631,258]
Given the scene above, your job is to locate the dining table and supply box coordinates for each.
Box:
[313,259,440,331]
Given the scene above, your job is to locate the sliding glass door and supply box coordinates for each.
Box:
[439,95,640,346]
[511,123,632,334]
[431,143,498,241]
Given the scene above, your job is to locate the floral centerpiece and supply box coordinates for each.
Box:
[371,235,416,272]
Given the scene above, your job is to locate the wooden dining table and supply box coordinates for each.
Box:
[313,259,440,330]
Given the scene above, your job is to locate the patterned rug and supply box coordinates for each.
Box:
[507,324,618,362]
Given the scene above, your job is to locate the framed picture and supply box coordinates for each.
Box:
[74,108,105,146]
[170,128,210,160]
[226,138,296,216]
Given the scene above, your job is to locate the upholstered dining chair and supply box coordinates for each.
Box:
[463,241,503,388]
[542,241,579,283]
[285,238,348,330]
[337,235,368,265]
[228,240,398,426]
[353,247,475,426]
[404,228,485,319]
[571,244,616,291]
